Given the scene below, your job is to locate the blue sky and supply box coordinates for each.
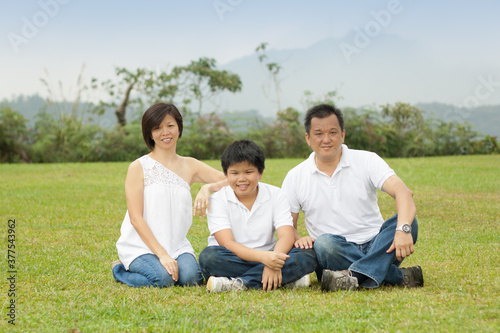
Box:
[1,0,499,109]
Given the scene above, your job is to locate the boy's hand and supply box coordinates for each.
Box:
[294,236,315,249]
[262,266,282,291]
[261,251,289,270]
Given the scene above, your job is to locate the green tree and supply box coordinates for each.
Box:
[92,67,149,127]
[381,102,426,157]
[31,111,100,163]
[92,57,242,127]
[344,107,388,156]
[256,42,283,112]
[179,112,234,160]
[172,57,242,115]
[0,106,30,162]
[248,107,309,158]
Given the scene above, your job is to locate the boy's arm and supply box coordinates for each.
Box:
[260,225,296,291]
[214,229,289,270]
[274,225,294,255]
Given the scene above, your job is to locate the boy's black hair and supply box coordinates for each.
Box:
[221,140,265,174]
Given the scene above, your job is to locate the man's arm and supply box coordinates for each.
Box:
[382,174,417,261]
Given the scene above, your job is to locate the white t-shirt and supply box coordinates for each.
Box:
[282,145,395,244]
[207,183,293,251]
[116,155,195,270]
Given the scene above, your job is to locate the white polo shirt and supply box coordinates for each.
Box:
[207,182,293,251]
[282,145,395,244]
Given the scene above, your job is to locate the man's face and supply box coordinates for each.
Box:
[305,114,345,162]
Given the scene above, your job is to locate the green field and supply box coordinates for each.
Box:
[1,155,499,332]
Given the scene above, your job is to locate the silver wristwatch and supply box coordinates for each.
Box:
[396,224,411,233]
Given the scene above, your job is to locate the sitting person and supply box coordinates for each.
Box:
[112,103,225,288]
[199,140,317,293]
[282,103,423,291]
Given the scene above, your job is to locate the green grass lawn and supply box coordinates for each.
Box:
[1,155,499,332]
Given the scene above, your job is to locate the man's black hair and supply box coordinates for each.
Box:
[304,103,344,134]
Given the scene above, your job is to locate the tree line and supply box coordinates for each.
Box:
[1,53,498,163]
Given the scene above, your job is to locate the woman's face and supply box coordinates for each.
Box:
[150,114,180,150]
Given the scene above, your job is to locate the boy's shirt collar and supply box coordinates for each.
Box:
[225,182,270,211]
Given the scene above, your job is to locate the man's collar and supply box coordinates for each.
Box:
[308,144,351,174]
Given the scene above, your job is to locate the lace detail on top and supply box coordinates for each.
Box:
[139,155,190,191]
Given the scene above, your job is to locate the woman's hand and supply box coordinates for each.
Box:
[193,184,211,217]
[159,255,179,281]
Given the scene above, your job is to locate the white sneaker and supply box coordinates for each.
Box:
[284,274,311,289]
[206,276,247,293]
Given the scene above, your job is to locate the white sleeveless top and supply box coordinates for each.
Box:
[116,155,195,270]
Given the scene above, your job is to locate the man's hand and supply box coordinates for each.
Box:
[294,236,315,249]
[262,266,282,291]
[387,232,414,261]
[261,251,289,270]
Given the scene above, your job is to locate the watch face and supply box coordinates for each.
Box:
[402,224,411,233]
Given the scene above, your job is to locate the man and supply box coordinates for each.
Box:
[281,104,423,291]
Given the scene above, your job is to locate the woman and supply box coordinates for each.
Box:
[112,103,225,288]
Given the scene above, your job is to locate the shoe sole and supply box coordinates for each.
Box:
[206,277,214,292]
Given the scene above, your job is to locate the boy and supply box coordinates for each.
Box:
[199,140,317,292]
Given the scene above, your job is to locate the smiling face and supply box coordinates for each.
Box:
[305,114,345,164]
[226,161,262,203]
[150,114,180,150]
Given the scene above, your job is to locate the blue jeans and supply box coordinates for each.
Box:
[199,246,318,289]
[314,214,418,288]
[112,253,203,288]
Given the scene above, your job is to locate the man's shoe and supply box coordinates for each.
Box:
[321,269,359,291]
[400,266,424,288]
[284,274,311,289]
[206,276,248,293]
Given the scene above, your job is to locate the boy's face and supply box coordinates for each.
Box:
[226,161,262,202]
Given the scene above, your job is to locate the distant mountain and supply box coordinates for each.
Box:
[416,102,500,138]
[3,96,498,138]
[1,94,124,128]
[218,33,500,119]
[0,95,274,131]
